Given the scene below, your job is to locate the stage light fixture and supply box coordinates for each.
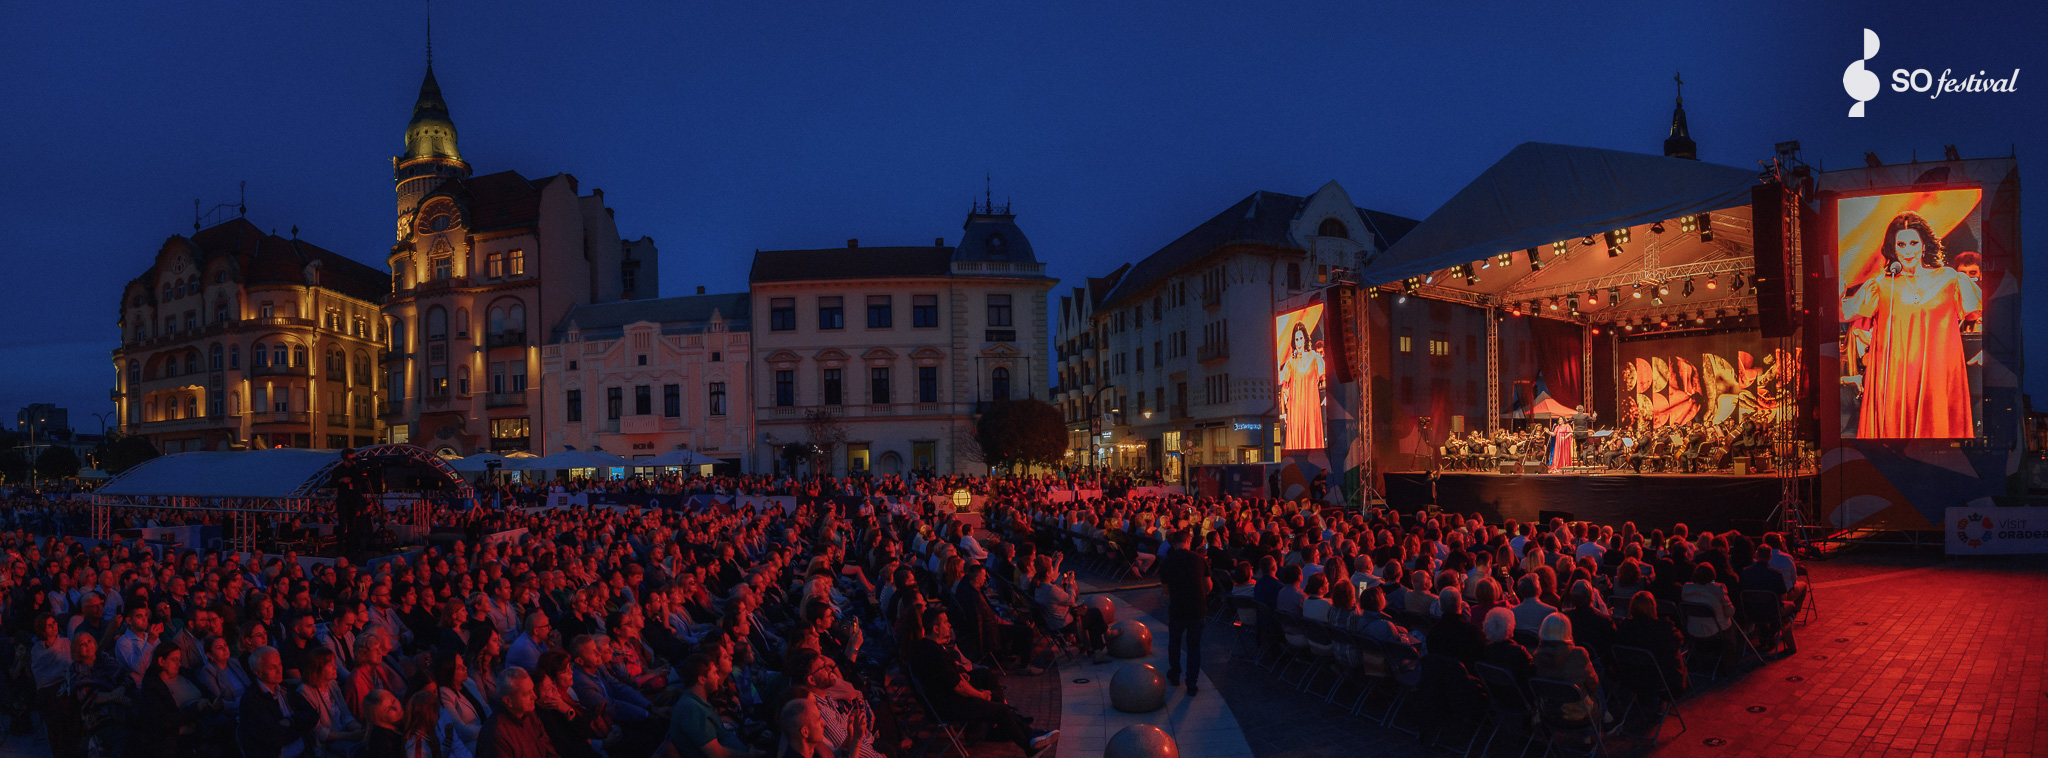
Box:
[1424,273,1435,285]
[1730,273,1746,291]
[1696,312,1706,324]
[1479,259,1491,270]
[1547,299,1559,311]
[1581,235,1596,246]
[1651,221,1666,234]
[1682,278,1696,297]
[1705,275,1718,291]
[1496,252,1513,269]
[1659,318,1670,328]
[1699,213,1714,242]
[1552,241,1569,257]
[1657,283,1670,296]
[1527,248,1544,272]
[1568,296,1580,314]
[1608,288,1619,307]
[1403,277,1420,294]
[1679,215,1698,233]
[1652,295,1664,306]
[1632,284,1643,299]
[1396,295,1407,305]
[1603,229,1624,257]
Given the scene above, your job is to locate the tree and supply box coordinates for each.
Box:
[34,446,80,481]
[802,409,849,475]
[96,433,160,475]
[974,398,1068,472]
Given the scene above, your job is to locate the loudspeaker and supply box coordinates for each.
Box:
[1499,461,1518,474]
[1538,509,1576,523]
[1751,184,1796,338]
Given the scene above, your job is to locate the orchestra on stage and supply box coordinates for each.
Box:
[1434,414,1804,475]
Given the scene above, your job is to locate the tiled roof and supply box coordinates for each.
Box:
[552,292,750,342]
[749,246,955,283]
[1098,191,1303,308]
[455,170,542,231]
[185,218,389,304]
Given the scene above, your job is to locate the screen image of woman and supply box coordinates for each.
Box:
[1278,320,1326,450]
[1843,210,1982,438]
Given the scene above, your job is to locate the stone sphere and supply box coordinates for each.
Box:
[1109,664,1168,713]
[1105,724,1179,758]
[1109,619,1152,658]
[1087,594,1117,626]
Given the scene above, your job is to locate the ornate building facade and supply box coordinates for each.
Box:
[113,219,390,452]
[749,204,1055,475]
[540,293,753,468]
[379,63,660,456]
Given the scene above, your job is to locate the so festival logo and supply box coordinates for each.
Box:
[1843,28,2021,117]
[1955,512,1996,548]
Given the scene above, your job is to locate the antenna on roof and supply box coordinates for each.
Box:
[985,171,992,214]
[425,0,434,66]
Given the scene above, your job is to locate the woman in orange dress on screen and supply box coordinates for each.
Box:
[1548,418,1574,472]
[1278,322,1326,450]
[1845,211,1982,438]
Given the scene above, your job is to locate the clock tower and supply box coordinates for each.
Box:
[393,64,471,239]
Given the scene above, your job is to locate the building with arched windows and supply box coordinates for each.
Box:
[379,61,660,456]
[113,219,390,452]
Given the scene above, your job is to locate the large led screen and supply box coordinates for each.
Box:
[1618,332,1802,431]
[1836,188,1985,439]
[1275,302,1327,452]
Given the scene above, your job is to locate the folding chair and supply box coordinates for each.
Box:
[1299,617,1346,699]
[1677,601,1734,679]
[1348,637,1399,725]
[1474,661,1540,758]
[1607,645,1687,746]
[1275,608,1317,686]
[1528,677,1608,757]
[1740,590,1797,656]
[1794,565,1817,623]
[906,666,972,758]
[1224,595,1264,663]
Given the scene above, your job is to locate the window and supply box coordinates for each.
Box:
[566,390,583,422]
[252,343,269,368]
[870,367,890,405]
[486,251,504,278]
[490,417,529,441]
[918,366,938,403]
[709,383,727,416]
[427,308,448,340]
[489,363,505,394]
[634,385,652,415]
[1287,262,1302,290]
[429,365,449,396]
[986,294,1012,327]
[663,384,680,418]
[710,352,721,362]
[291,346,305,367]
[165,317,176,335]
[775,370,794,407]
[1153,297,1162,320]
[913,295,938,328]
[867,295,892,328]
[1204,374,1231,405]
[215,302,228,323]
[209,395,223,418]
[185,352,198,374]
[229,346,240,369]
[432,255,452,280]
[818,297,844,330]
[991,367,1010,401]
[637,355,647,366]
[510,361,526,392]
[769,298,795,331]
[621,266,636,293]
[1318,218,1348,239]
[1429,338,1450,357]
[606,387,623,419]
[1133,306,1144,328]
[1176,382,1188,415]
[259,302,275,318]
[507,250,525,276]
[1154,340,1162,366]
[1134,348,1144,372]
[823,368,843,406]
[1398,328,1413,354]
[210,344,223,371]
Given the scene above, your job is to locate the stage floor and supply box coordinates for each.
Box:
[1384,470,1808,534]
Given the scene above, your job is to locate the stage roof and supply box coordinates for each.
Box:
[97,449,342,499]
[1362,143,1766,322]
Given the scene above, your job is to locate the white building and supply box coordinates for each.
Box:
[749,203,1057,476]
[540,293,752,469]
[1053,182,1417,476]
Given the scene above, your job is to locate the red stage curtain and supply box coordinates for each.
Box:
[1530,318,1584,409]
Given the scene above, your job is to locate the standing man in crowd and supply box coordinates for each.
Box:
[1158,528,1211,696]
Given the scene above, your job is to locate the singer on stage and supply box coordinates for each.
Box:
[1844,211,1982,438]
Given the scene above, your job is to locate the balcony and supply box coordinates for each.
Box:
[486,392,527,408]
[1196,341,1230,364]
[1201,288,1222,309]
[951,260,1048,278]
[249,363,311,378]
[241,316,316,329]
[985,330,1017,343]
[250,411,311,426]
[327,413,348,426]
[136,416,227,434]
[485,330,527,349]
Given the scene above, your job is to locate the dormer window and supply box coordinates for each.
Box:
[1318,218,1349,239]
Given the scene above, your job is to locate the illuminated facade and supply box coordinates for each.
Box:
[540,293,754,468]
[114,220,389,452]
[379,63,660,456]
[1052,182,1416,475]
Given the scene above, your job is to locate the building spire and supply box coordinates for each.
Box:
[426,0,433,67]
[1663,70,1698,160]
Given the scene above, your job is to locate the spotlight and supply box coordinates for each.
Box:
[1396,295,1407,305]
[1404,277,1420,294]
[1479,259,1491,270]
[1568,297,1580,314]
[1552,241,1569,257]
[1679,215,1699,233]
[1603,229,1624,257]
[1424,273,1435,284]
[1652,295,1664,306]
[1631,284,1643,299]
[1528,247,1544,272]
[1730,273,1746,291]
[1705,275,1718,291]
[1699,213,1714,242]
[1682,278,1695,297]
[1496,252,1513,269]
[1658,284,1670,296]
[1608,288,1619,307]
[1581,235,1596,246]
[1659,318,1670,328]
[1696,312,1706,324]
[1548,299,1559,311]
[1651,221,1666,234]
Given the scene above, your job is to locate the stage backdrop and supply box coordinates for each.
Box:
[1617,331,1802,429]
[1817,158,2023,531]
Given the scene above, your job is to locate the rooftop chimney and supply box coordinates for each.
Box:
[696,286,706,294]
[935,237,946,247]
[847,238,859,248]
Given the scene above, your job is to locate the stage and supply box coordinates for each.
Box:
[1383,470,1810,534]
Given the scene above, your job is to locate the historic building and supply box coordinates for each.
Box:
[1052,182,1416,476]
[749,202,1056,476]
[114,218,390,452]
[379,62,660,456]
[539,292,752,468]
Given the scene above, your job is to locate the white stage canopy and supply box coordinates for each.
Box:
[96,449,342,499]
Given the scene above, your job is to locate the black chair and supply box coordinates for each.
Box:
[1608,644,1687,745]
[1299,617,1346,699]
[1527,677,1607,757]
[1474,661,1540,758]
[1740,590,1797,656]
[903,662,971,758]
[1513,628,1541,652]
[1223,595,1264,663]
[1415,652,1487,755]
[1347,636,1399,725]
[1676,601,1733,679]
[1275,608,1316,686]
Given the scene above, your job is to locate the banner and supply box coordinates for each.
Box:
[1945,506,2048,555]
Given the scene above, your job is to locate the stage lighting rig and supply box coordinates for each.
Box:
[1631,284,1643,299]
[1553,241,1570,257]
[1608,288,1619,307]
[1705,275,1718,291]
[1657,283,1670,296]
[1651,220,1666,234]
[1730,273,1745,291]
[1682,278,1695,297]
[1679,215,1699,234]
[1528,247,1544,272]
[1603,228,1630,257]
[1699,213,1714,242]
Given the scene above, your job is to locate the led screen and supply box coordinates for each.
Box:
[1618,332,1801,430]
[1836,188,1985,439]
[1276,302,1327,452]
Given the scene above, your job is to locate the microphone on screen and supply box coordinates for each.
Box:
[1886,261,1903,277]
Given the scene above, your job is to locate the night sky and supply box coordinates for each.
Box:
[3,0,2041,432]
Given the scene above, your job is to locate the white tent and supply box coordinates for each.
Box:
[97,449,343,498]
[528,450,635,470]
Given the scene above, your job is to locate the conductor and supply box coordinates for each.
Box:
[1570,406,1594,459]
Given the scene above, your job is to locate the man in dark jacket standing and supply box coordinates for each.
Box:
[1157,529,1211,696]
[239,646,316,758]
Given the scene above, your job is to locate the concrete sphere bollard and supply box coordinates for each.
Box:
[1109,664,1169,713]
[1109,619,1153,658]
[1087,594,1117,626]
[1104,724,1180,758]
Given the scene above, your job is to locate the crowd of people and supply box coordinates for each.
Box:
[0,469,1809,758]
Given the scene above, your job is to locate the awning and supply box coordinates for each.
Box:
[1362,143,1760,286]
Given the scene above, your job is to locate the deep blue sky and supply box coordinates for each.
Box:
[2,0,2041,433]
